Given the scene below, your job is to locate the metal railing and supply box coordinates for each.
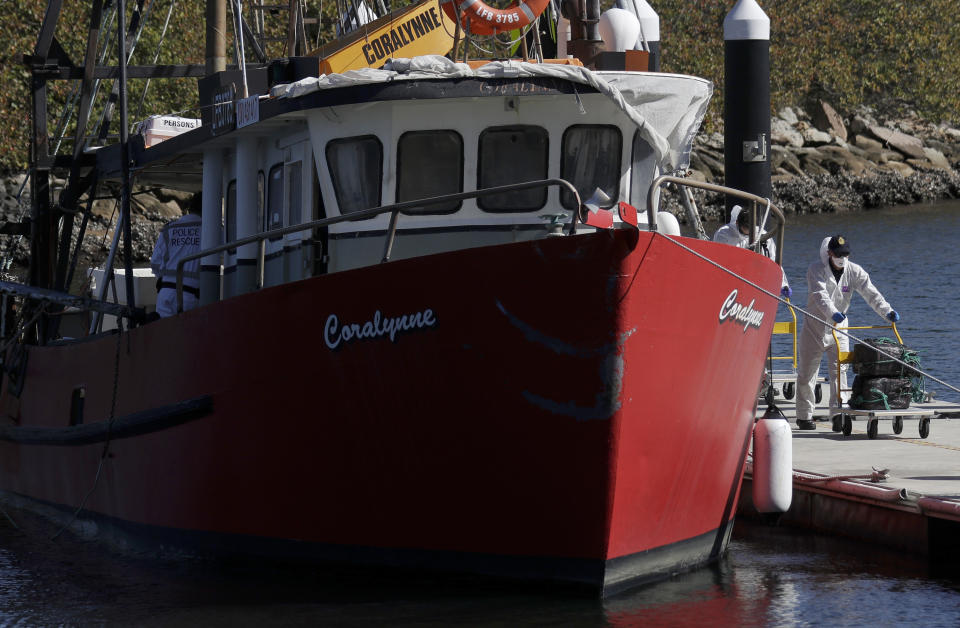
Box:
[646,175,786,263]
[175,178,583,312]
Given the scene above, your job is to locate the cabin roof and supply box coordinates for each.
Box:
[95,57,712,190]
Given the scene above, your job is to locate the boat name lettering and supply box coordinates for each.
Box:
[211,83,236,135]
[361,8,443,65]
[236,94,260,128]
[324,309,437,349]
[718,289,765,332]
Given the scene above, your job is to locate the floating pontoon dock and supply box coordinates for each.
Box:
[742,395,960,562]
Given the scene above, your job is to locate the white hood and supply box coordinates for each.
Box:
[728,204,743,230]
[819,236,832,267]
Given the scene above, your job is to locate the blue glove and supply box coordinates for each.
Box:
[780,286,792,298]
[832,312,846,323]
[887,310,900,323]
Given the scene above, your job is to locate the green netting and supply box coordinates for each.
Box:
[854,337,924,402]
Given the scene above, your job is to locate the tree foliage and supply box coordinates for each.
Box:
[1,0,958,171]
[658,0,960,130]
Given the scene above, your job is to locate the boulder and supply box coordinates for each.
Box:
[854,135,883,152]
[696,149,725,176]
[800,156,831,176]
[689,152,716,180]
[90,197,117,220]
[701,132,725,151]
[868,125,926,159]
[845,144,868,158]
[770,145,805,178]
[830,135,850,149]
[818,146,874,175]
[921,147,952,170]
[793,146,825,161]
[802,127,833,145]
[925,139,960,162]
[812,100,848,142]
[771,118,804,148]
[131,192,183,220]
[880,149,905,163]
[772,172,797,184]
[778,107,799,125]
[153,188,193,206]
[849,115,875,136]
[906,158,937,172]
[881,161,915,177]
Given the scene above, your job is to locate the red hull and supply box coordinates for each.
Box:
[0,230,780,594]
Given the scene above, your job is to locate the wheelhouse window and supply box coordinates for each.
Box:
[477,125,548,212]
[287,161,303,225]
[397,130,463,214]
[326,135,383,214]
[630,131,657,210]
[560,125,621,209]
[266,163,284,232]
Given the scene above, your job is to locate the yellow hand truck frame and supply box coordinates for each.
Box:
[769,299,823,402]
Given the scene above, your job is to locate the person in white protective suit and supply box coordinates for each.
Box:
[150,193,202,318]
[713,205,791,297]
[794,234,900,430]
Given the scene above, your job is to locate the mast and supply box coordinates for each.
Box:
[118,0,137,317]
[29,2,65,295]
[207,0,228,74]
[26,0,67,343]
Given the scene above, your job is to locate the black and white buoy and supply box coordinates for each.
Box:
[723,0,770,218]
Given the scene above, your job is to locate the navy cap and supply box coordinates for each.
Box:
[828,235,850,256]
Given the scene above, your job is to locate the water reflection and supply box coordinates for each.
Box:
[605,520,960,627]
[5,513,960,626]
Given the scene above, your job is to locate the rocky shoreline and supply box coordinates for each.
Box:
[687,102,960,221]
[0,102,958,282]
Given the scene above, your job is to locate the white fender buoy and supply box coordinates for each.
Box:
[636,210,681,235]
[752,406,792,513]
[598,8,641,53]
[656,211,681,236]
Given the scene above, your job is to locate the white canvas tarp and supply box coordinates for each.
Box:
[270,55,712,173]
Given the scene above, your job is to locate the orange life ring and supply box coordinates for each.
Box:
[441,0,549,36]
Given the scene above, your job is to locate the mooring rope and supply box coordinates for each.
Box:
[651,231,960,397]
[50,317,123,541]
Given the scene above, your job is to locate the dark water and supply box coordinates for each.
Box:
[3,516,960,626]
[2,202,960,625]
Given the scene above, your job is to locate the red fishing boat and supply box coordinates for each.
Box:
[0,0,785,596]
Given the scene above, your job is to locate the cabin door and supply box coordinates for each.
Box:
[283,141,313,283]
[262,140,313,287]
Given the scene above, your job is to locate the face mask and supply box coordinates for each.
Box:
[832,255,847,269]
